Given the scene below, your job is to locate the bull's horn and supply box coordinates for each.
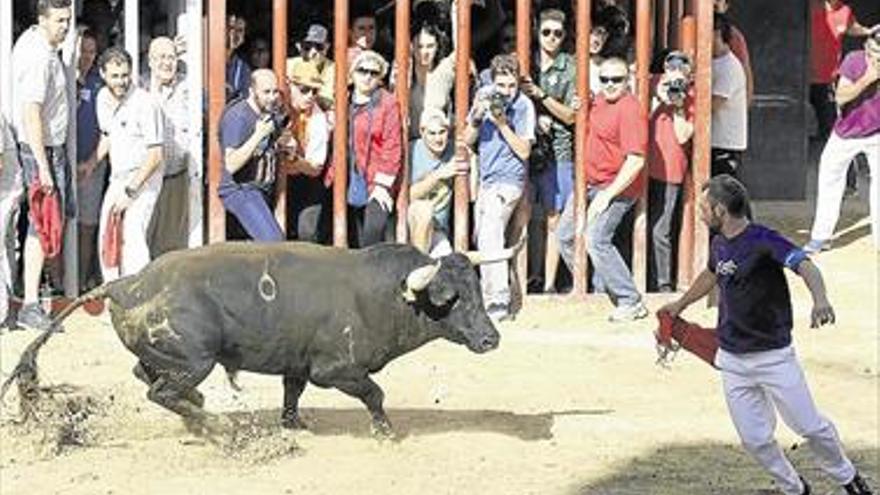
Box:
[464,232,528,265]
[402,261,442,302]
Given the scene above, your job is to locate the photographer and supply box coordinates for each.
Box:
[648,51,695,292]
[218,69,285,241]
[520,7,577,294]
[462,54,535,322]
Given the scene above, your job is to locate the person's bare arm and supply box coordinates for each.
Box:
[835,62,880,107]
[796,259,836,328]
[657,269,718,317]
[224,118,274,174]
[22,103,53,188]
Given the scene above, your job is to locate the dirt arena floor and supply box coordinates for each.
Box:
[0,199,877,495]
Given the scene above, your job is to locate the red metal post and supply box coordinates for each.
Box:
[512,0,531,301]
[394,0,411,243]
[633,0,652,293]
[207,0,226,243]
[572,0,591,296]
[453,0,472,252]
[272,0,289,232]
[333,0,350,247]
[690,0,712,280]
[658,0,670,50]
[676,13,697,285]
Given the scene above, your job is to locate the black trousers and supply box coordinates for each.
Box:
[348,200,390,248]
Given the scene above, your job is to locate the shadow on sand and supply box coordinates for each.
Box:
[225,406,613,441]
[568,442,878,495]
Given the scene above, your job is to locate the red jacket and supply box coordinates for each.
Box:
[325,88,403,197]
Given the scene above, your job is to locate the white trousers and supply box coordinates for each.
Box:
[810,132,879,247]
[716,346,856,495]
[0,162,23,322]
[99,171,162,281]
[475,183,523,307]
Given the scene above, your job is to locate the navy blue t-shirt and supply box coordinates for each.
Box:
[218,98,275,196]
[709,223,809,354]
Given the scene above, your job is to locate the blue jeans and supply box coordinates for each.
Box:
[557,188,641,307]
[221,186,284,242]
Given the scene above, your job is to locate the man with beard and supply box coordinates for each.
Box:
[145,36,200,256]
[218,69,285,242]
[659,175,873,495]
[286,24,335,109]
[11,0,73,331]
[93,47,165,280]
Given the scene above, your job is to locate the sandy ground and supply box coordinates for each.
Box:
[0,199,877,495]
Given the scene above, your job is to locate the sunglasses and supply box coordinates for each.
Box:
[541,28,564,39]
[302,41,326,52]
[599,75,626,85]
[295,84,318,96]
[355,66,382,78]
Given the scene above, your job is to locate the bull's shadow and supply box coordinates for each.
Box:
[568,443,878,495]
[226,407,613,441]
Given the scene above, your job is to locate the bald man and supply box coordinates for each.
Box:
[145,36,201,256]
[218,69,285,241]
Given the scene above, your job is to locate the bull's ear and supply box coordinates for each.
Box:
[427,281,457,307]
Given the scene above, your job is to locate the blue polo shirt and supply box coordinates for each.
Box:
[218,98,274,196]
[709,223,809,354]
[469,86,535,188]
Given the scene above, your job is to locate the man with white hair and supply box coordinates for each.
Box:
[145,36,200,256]
[408,108,467,257]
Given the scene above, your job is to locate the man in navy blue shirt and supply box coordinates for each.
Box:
[218,69,284,241]
[659,175,872,495]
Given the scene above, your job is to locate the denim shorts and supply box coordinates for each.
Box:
[531,160,573,213]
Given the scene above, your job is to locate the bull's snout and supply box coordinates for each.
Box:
[471,329,500,353]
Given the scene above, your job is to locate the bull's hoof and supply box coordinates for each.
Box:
[280,413,308,430]
[370,419,396,440]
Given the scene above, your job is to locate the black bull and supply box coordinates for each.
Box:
[1,241,519,436]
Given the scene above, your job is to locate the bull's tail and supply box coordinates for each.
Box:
[0,279,125,407]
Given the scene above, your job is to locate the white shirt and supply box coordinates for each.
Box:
[303,108,330,167]
[97,86,164,177]
[11,26,69,147]
[148,76,191,176]
[1,116,21,192]
[711,51,748,150]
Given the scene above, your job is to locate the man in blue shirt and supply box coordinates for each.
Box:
[462,54,535,322]
[660,175,872,495]
[218,69,284,241]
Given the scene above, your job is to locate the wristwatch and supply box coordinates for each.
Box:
[124,185,138,199]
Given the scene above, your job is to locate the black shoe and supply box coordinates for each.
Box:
[800,476,811,495]
[844,472,873,495]
[17,303,60,332]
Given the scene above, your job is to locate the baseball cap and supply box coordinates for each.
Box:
[289,60,324,89]
[303,24,328,45]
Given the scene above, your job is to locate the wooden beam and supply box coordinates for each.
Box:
[332,0,350,247]
[272,0,289,234]
[572,0,592,296]
[512,0,531,303]
[690,0,713,280]
[633,0,652,294]
[207,0,226,243]
[394,0,411,243]
[453,0,472,252]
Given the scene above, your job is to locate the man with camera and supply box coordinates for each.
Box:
[462,54,536,322]
[218,69,286,242]
[648,51,695,292]
[805,31,880,253]
[520,7,577,294]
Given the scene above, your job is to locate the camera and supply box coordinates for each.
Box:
[488,91,508,118]
[665,77,689,104]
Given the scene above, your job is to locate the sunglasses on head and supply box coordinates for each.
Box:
[541,28,564,39]
[356,66,382,78]
[302,41,325,52]
[599,75,626,85]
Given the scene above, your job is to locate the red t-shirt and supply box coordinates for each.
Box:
[649,87,694,184]
[811,1,854,84]
[585,93,648,198]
